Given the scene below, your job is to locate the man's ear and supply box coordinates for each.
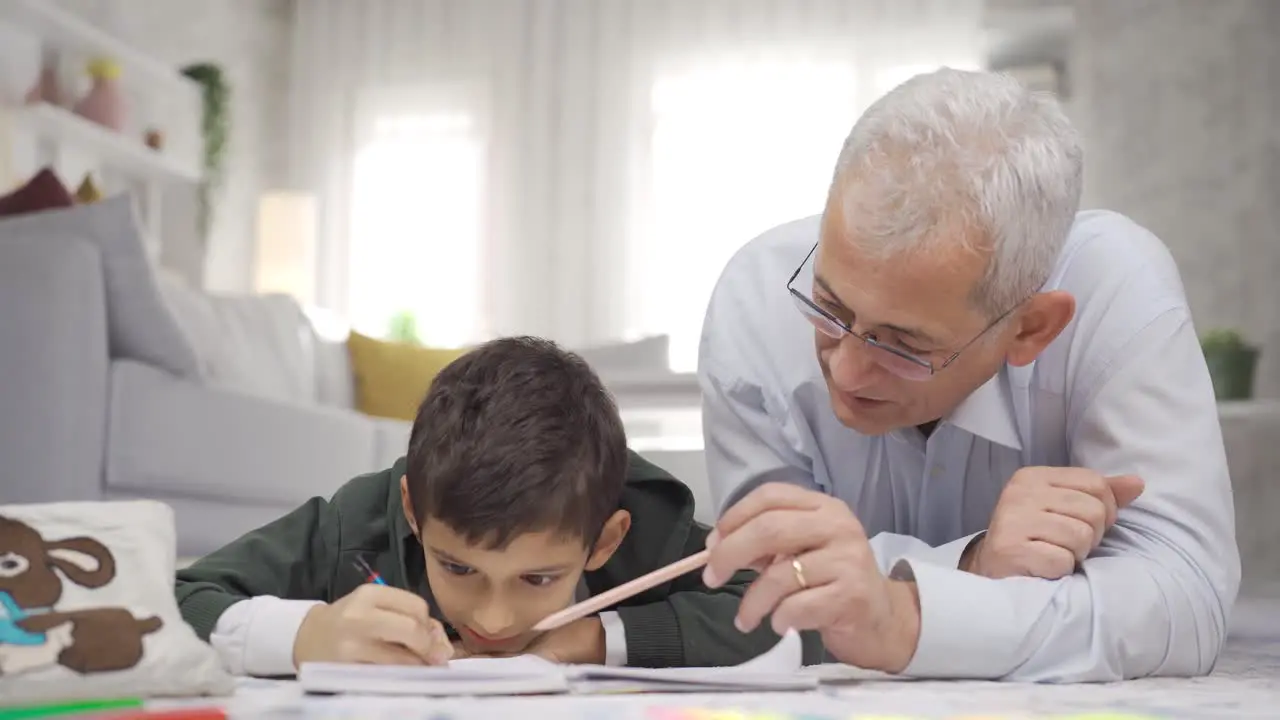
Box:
[1005,290,1075,367]
[585,510,631,571]
[399,475,419,538]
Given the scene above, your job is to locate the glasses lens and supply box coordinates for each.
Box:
[865,343,933,381]
[791,293,845,339]
[790,288,935,380]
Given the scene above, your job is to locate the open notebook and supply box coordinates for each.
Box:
[298,630,814,696]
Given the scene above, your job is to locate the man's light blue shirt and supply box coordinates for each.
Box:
[698,210,1240,681]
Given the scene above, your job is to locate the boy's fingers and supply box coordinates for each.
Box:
[1107,474,1145,508]
[356,640,432,666]
[362,584,434,624]
[365,610,452,664]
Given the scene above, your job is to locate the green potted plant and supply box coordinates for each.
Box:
[181,62,230,249]
[387,310,421,345]
[1200,328,1259,401]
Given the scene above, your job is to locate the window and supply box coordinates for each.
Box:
[628,59,861,372]
[347,112,485,347]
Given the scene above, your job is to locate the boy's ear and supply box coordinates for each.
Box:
[399,475,419,537]
[585,510,631,571]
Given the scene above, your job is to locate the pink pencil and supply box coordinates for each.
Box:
[532,549,711,631]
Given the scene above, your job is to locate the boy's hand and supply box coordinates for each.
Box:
[456,617,606,665]
[293,584,453,667]
[524,616,606,665]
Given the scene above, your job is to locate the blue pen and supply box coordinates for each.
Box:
[354,556,386,585]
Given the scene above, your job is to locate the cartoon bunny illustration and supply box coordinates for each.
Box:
[0,515,162,676]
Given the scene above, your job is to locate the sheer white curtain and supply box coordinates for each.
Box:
[286,0,983,359]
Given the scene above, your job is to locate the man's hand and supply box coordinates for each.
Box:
[293,584,453,667]
[703,482,920,674]
[963,467,1145,580]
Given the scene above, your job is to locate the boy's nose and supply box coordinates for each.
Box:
[471,600,516,637]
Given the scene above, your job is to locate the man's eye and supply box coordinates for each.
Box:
[814,294,844,315]
[441,561,474,576]
[521,574,557,587]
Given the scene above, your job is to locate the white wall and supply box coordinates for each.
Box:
[48,0,292,293]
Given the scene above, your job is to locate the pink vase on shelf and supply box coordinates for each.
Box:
[24,64,62,106]
[73,58,126,131]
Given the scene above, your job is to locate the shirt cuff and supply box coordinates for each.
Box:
[921,531,985,570]
[598,610,627,667]
[891,558,1044,679]
[866,531,986,575]
[208,596,323,677]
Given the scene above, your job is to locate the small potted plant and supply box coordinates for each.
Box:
[387,310,421,346]
[1200,328,1259,401]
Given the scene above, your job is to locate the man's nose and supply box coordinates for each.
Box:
[827,334,880,390]
[471,597,516,636]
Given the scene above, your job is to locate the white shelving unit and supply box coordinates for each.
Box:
[14,102,200,182]
[0,0,203,260]
[2,0,196,99]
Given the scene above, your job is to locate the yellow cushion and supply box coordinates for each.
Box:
[346,331,467,421]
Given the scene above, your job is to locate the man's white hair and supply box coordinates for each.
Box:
[830,68,1083,318]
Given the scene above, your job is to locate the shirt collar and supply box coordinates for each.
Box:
[944,368,1023,451]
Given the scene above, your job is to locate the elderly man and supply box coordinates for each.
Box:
[697,69,1239,682]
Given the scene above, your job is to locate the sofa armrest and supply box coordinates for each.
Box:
[0,234,109,501]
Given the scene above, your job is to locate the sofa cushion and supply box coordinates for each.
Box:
[156,274,317,406]
[105,360,378,505]
[577,335,670,376]
[0,167,74,217]
[371,418,413,470]
[0,197,200,377]
[346,332,466,421]
[300,306,357,410]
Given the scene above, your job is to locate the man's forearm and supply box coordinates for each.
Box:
[893,551,1230,682]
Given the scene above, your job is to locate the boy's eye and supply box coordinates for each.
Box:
[521,574,558,587]
[441,561,474,576]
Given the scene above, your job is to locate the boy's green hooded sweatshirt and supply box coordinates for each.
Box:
[176,451,823,668]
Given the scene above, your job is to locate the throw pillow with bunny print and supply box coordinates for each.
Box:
[0,501,230,704]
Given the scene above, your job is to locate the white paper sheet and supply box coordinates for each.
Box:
[297,629,809,696]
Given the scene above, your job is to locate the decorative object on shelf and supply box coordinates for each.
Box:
[1201,328,1259,401]
[180,62,230,249]
[24,49,63,106]
[73,57,127,131]
[75,173,104,204]
[144,128,165,150]
[386,310,422,346]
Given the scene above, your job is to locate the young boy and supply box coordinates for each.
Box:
[176,336,804,676]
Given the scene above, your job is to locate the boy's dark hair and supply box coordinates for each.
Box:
[406,336,628,549]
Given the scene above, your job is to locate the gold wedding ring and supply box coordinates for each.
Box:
[792,558,808,590]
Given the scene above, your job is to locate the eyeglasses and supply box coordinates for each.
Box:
[786,242,1021,381]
